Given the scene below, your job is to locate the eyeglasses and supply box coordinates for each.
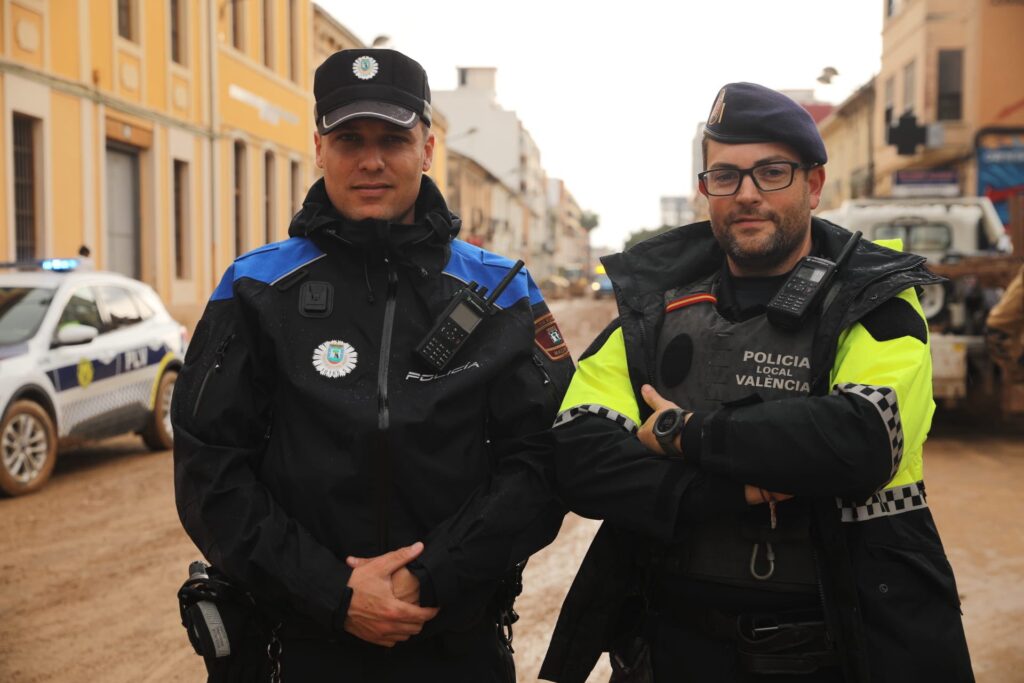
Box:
[697,161,816,197]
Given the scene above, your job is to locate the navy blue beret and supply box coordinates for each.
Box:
[704,82,827,165]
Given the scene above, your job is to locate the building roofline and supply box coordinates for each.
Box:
[313,3,366,49]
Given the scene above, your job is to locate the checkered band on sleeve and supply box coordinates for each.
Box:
[552,404,639,433]
[836,481,927,522]
[832,382,903,481]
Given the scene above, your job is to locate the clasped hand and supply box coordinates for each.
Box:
[636,384,791,506]
[343,541,439,647]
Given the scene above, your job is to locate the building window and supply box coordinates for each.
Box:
[884,77,895,125]
[264,151,276,244]
[13,114,40,262]
[291,160,303,215]
[263,0,274,68]
[170,0,186,65]
[118,0,136,41]
[937,50,963,121]
[173,160,191,279]
[287,0,298,81]
[229,0,244,51]
[903,60,916,114]
[234,141,247,257]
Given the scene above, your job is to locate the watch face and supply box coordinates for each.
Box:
[656,410,679,434]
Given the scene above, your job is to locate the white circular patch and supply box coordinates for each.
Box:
[312,340,358,378]
[352,56,379,80]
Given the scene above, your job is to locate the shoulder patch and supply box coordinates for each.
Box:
[859,297,927,344]
[534,312,569,361]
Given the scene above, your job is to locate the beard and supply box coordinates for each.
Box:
[711,194,811,273]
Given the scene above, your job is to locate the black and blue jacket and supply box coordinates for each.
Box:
[172,175,572,643]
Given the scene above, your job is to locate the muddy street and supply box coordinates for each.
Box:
[0,298,1020,682]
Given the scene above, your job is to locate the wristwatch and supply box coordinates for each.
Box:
[653,407,689,457]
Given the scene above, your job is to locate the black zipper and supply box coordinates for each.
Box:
[634,308,656,386]
[378,259,398,429]
[192,334,235,418]
[809,542,832,640]
[375,259,398,552]
[531,354,552,386]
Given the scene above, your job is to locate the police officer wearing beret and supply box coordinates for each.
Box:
[173,48,572,681]
[539,83,974,682]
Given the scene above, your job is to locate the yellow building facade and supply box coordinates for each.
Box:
[872,0,1024,226]
[2,2,455,331]
[818,80,875,212]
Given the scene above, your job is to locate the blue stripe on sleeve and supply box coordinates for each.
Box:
[443,240,543,309]
[210,238,324,302]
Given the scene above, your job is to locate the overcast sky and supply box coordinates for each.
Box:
[318,1,883,249]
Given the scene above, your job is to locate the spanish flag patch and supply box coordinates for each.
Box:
[665,293,717,313]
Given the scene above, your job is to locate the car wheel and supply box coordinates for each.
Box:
[142,369,177,451]
[0,400,57,496]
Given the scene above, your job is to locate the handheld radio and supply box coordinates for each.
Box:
[766,231,862,331]
[415,260,525,371]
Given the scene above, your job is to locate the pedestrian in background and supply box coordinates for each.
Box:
[987,263,1024,379]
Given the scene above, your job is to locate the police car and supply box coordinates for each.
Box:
[0,259,187,496]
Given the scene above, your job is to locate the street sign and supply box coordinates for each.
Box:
[892,169,960,197]
[888,113,927,156]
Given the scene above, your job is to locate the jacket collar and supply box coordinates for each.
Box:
[604,217,943,407]
[287,174,461,254]
[603,217,936,315]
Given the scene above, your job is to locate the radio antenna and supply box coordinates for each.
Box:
[484,260,525,308]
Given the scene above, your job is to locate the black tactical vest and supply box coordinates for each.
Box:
[653,271,819,596]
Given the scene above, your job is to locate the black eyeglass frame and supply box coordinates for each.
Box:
[697,161,819,196]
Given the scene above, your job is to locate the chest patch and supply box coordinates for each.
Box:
[734,350,812,393]
[657,273,816,410]
[312,340,358,378]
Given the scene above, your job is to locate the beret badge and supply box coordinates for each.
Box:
[708,87,727,125]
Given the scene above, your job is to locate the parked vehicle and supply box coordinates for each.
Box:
[819,197,1022,417]
[591,265,615,299]
[0,259,187,495]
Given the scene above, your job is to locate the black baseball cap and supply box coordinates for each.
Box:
[703,82,827,165]
[314,48,432,134]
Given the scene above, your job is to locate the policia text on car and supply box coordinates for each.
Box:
[171,48,573,682]
[539,83,973,682]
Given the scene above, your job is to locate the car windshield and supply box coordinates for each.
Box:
[0,287,55,345]
[874,221,952,253]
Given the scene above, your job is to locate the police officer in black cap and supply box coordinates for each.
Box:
[173,48,572,681]
[538,83,973,682]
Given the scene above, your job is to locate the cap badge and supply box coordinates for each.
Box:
[352,56,379,81]
[708,87,727,126]
[312,340,358,378]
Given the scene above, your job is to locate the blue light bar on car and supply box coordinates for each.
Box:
[40,258,79,272]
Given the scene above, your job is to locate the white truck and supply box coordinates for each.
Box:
[818,197,1022,417]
